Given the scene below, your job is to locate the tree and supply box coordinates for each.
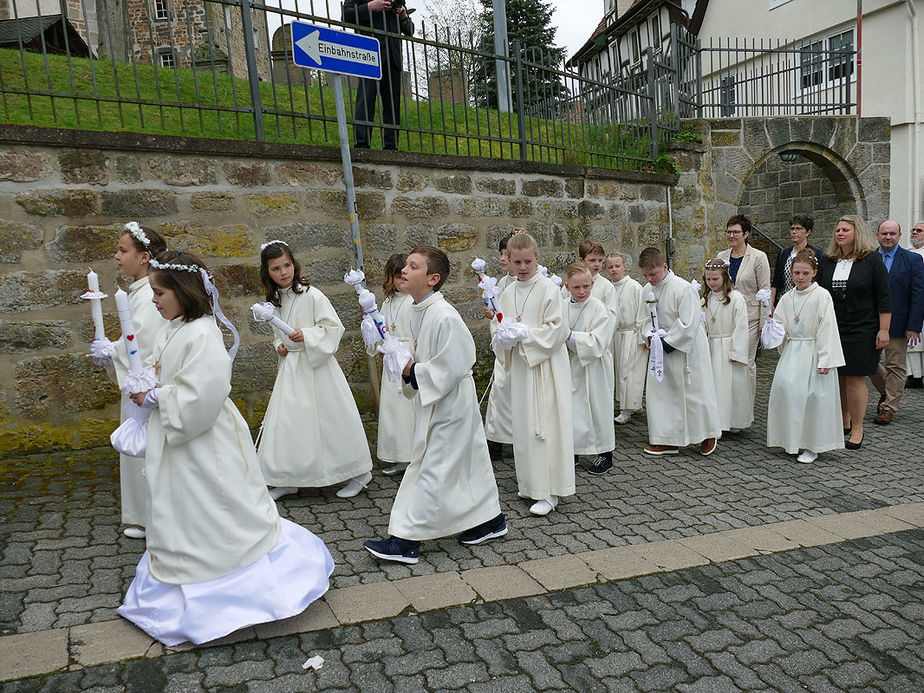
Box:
[470,0,569,114]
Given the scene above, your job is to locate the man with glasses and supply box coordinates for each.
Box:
[770,214,823,306]
[905,222,924,387]
[870,220,924,422]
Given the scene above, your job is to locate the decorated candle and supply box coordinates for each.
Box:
[114,288,143,373]
[84,269,107,341]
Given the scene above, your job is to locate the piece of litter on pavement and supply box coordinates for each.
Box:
[302,655,324,671]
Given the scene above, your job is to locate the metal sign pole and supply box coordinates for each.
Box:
[332,73,365,275]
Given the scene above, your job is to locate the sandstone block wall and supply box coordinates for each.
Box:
[0,126,684,458]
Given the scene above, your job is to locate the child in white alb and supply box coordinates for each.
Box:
[701,258,753,432]
[767,250,845,463]
[484,232,518,461]
[89,222,168,540]
[606,252,646,425]
[255,240,373,500]
[118,250,333,646]
[493,232,574,516]
[564,262,615,475]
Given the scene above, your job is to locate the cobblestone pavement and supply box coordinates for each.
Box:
[2,355,922,637]
[3,530,923,692]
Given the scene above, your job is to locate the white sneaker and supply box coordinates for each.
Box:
[336,471,373,498]
[123,526,146,539]
[796,450,818,464]
[269,486,299,500]
[381,462,409,476]
[614,411,632,425]
[529,496,559,516]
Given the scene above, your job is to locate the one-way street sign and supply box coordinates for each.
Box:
[290,21,382,81]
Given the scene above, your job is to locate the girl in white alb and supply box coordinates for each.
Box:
[89,222,168,540]
[370,253,416,476]
[701,259,753,432]
[766,250,845,463]
[256,241,373,500]
[118,250,333,646]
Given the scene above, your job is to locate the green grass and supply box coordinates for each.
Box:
[0,48,655,170]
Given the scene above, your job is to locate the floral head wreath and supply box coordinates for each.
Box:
[705,258,730,270]
[260,239,289,251]
[510,228,527,236]
[149,257,201,273]
[124,221,150,247]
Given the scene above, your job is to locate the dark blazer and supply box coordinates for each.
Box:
[771,244,823,295]
[817,251,892,340]
[880,246,924,336]
[342,1,415,71]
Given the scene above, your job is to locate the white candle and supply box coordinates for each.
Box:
[84,269,107,340]
[87,269,100,293]
[114,289,143,374]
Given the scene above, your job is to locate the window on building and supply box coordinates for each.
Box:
[631,29,640,64]
[800,39,823,89]
[158,49,176,68]
[828,30,854,81]
[650,15,661,48]
[154,0,169,21]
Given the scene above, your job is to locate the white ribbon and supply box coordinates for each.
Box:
[756,288,773,317]
[491,316,529,350]
[377,334,412,382]
[200,269,239,362]
[647,328,667,383]
[250,302,296,336]
[358,289,387,347]
[477,274,501,313]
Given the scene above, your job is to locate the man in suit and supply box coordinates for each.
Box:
[871,220,924,424]
[342,0,414,151]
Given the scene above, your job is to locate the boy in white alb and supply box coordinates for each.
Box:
[636,247,721,456]
[484,232,518,460]
[364,247,505,564]
[564,263,615,475]
[606,252,647,425]
[494,232,574,516]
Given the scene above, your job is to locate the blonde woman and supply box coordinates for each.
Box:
[817,215,892,449]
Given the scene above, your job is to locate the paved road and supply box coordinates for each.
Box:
[1,353,923,690]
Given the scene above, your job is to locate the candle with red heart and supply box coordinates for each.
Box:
[114,288,143,374]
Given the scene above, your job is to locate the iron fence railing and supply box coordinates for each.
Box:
[0,0,681,171]
[696,36,857,117]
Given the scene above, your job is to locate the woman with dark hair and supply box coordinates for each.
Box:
[817,215,891,449]
[716,214,771,403]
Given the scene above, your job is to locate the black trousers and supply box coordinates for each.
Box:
[353,67,401,149]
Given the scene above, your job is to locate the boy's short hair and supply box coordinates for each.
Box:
[566,261,592,280]
[507,231,539,255]
[638,247,666,269]
[578,238,605,259]
[790,214,814,232]
[409,245,450,290]
[606,251,631,265]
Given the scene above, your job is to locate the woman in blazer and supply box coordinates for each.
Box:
[717,214,771,403]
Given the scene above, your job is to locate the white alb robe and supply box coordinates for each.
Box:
[567,296,615,454]
[389,291,501,540]
[767,283,845,454]
[494,273,574,499]
[611,275,647,411]
[110,276,167,528]
[372,292,416,463]
[257,286,372,487]
[703,289,753,431]
[637,272,721,446]
[484,273,517,444]
[121,315,332,645]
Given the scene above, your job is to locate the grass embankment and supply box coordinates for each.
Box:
[0,48,652,169]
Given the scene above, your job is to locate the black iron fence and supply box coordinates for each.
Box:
[0,3,857,168]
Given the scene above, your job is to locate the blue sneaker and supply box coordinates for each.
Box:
[457,513,508,546]
[363,537,420,564]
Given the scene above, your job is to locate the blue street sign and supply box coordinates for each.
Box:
[290,21,382,81]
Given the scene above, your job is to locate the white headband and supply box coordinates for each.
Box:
[261,239,289,251]
[149,258,200,273]
[125,221,150,247]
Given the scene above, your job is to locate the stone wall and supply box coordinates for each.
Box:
[0,125,681,458]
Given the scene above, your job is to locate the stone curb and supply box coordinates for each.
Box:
[1,503,921,682]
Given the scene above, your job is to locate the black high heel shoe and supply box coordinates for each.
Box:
[843,427,851,436]
[845,434,863,450]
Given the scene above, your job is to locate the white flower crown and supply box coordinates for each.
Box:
[124,221,150,247]
[261,239,289,251]
[149,258,202,273]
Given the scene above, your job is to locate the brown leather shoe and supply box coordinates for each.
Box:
[700,438,718,456]
[873,409,893,425]
[644,444,680,456]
